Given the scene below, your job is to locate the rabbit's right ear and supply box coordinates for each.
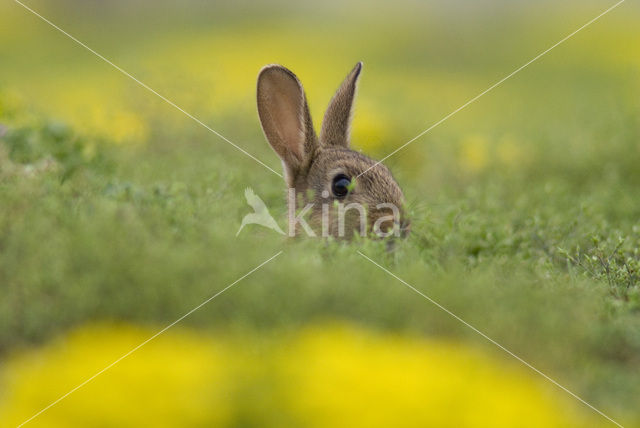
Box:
[257,65,317,183]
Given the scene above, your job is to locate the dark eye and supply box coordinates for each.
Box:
[331,174,351,198]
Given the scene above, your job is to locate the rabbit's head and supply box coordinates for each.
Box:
[257,62,408,238]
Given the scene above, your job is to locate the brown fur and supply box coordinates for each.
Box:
[257,62,408,238]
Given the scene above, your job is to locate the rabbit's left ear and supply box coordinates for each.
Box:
[320,62,362,148]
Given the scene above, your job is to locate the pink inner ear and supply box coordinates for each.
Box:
[272,92,304,159]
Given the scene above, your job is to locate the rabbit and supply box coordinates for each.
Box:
[257,62,408,238]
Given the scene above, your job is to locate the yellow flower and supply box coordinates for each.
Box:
[0,324,234,428]
[352,101,392,153]
[274,324,594,428]
[0,323,606,428]
[460,134,489,172]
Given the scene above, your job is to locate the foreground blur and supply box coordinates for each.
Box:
[0,323,601,428]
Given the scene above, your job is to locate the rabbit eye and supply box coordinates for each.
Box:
[331,174,351,198]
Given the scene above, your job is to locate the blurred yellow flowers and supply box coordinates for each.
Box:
[0,323,601,428]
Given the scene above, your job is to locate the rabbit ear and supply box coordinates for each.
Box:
[257,65,317,183]
[320,62,362,148]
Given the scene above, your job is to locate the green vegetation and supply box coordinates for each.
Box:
[1,0,639,425]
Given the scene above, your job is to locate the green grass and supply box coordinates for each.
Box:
[1,0,640,424]
[2,92,639,420]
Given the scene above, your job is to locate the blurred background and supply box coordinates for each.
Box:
[0,0,639,426]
